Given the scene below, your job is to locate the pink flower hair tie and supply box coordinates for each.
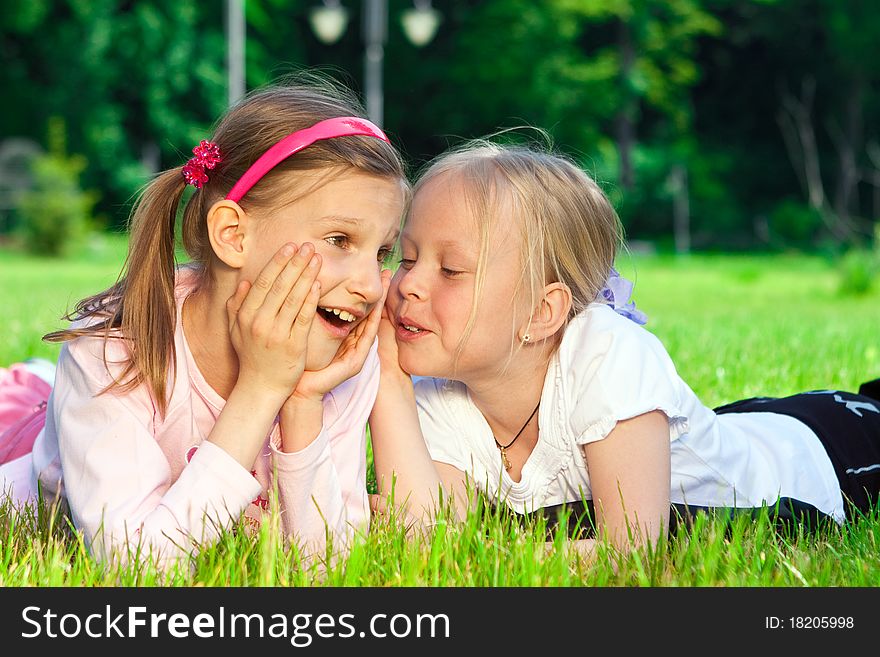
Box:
[181,140,222,189]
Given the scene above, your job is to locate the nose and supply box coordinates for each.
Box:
[347,253,386,305]
[392,262,425,301]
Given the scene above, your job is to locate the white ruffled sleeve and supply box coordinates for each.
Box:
[565,306,690,446]
[413,377,469,472]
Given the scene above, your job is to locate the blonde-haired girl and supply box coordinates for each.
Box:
[0,75,408,567]
[369,139,880,556]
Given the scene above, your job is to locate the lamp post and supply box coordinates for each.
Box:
[308,0,442,127]
[363,0,387,128]
[226,0,246,107]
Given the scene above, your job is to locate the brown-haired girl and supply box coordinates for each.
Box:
[369,138,880,558]
[0,74,408,567]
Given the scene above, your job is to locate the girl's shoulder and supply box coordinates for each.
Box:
[60,326,131,383]
[558,305,690,444]
[62,264,203,364]
[556,304,683,401]
[56,266,204,397]
[560,303,670,366]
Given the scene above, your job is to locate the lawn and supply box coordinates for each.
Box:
[1,239,879,587]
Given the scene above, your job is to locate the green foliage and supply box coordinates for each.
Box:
[2,0,227,229]
[3,475,880,587]
[837,235,880,296]
[16,118,98,256]
[768,199,824,245]
[2,0,879,247]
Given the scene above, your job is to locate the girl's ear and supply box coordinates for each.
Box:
[206,200,250,269]
[519,282,572,345]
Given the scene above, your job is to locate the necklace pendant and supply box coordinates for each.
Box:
[500,447,512,471]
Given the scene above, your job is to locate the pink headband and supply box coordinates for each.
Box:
[224,116,390,202]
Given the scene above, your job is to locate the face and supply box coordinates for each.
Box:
[388,172,526,382]
[245,170,404,370]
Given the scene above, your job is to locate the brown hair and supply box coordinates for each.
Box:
[44,73,408,416]
[411,136,623,365]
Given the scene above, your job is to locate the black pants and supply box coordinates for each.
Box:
[713,381,880,519]
[522,378,880,538]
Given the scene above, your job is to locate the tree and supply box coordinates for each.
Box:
[774,0,880,246]
[2,0,227,228]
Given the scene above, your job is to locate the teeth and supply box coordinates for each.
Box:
[403,324,420,332]
[320,307,356,323]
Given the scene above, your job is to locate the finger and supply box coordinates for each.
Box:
[380,267,393,294]
[237,242,298,318]
[226,280,251,333]
[381,272,396,320]
[276,252,322,332]
[376,309,398,351]
[255,242,317,323]
[339,274,389,365]
[362,271,392,337]
[289,280,321,343]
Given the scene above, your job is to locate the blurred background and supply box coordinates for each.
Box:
[1,0,878,267]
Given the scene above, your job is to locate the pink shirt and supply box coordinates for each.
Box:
[29,266,376,566]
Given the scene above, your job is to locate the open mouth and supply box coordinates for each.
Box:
[395,316,430,341]
[318,306,358,330]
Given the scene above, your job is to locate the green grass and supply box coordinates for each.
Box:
[2,242,879,586]
[0,233,129,366]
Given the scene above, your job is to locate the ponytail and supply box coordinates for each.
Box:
[44,75,409,417]
[45,167,189,417]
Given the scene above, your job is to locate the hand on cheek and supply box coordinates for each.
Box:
[376,297,403,371]
[290,268,393,404]
[226,242,321,402]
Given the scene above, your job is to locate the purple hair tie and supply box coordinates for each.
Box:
[600,267,648,325]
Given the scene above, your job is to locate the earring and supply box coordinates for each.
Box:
[521,334,531,344]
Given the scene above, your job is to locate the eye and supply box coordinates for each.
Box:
[399,258,416,270]
[325,234,350,249]
[377,246,394,264]
[441,267,464,278]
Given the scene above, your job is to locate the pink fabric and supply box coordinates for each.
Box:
[25,265,377,567]
[0,364,51,465]
[225,117,389,202]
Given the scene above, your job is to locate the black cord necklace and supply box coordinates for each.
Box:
[493,402,540,471]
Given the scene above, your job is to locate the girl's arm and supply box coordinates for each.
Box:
[48,341,263,568]
[212,242,321,467]
[369,371,463,523]
[277,269,392,453]
[581,410,671,553]
[368,307,468,525]
[269,271,394,554]
[51,244,322,567]
[268,345,380,555]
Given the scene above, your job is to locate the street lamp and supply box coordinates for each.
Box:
[226,0,246,106]
[308,0,442,126]
[400,0,443,47]
[309,0,349,44]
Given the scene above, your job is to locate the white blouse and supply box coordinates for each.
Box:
[415,303,845,522]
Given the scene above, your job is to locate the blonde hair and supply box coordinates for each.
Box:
[412,136,623,363]
[45,73,408,416]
